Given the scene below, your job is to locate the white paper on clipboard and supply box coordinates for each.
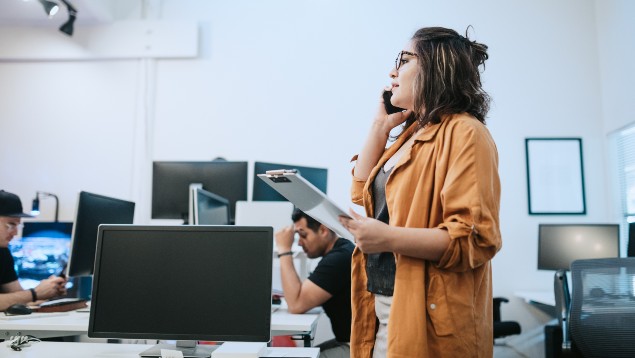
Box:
[257,171,354,241]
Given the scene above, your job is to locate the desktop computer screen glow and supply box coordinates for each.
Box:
[538,224,620,270]
[9,222,73,288]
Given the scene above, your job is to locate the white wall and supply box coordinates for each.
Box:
[595,0,635,134]
[1,0,628,338]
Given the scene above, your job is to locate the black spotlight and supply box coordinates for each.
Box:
[59,0,77,36]
[38,0,59,17]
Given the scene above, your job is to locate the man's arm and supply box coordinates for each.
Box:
[278,254,332,314]
[0,280,34,311]
[275,225,332,314]
[0,275,67,311]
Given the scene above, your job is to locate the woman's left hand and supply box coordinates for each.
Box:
[340,209,392,254]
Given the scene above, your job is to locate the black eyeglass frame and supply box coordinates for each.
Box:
[395,51,418,71]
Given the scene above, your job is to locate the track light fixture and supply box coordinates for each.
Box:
[38,0,59,17]
[58,0,77,36]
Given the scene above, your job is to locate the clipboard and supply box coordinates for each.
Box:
[257,170,354,241]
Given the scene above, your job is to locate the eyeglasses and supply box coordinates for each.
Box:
[4,222,23,232]
[395,50,418,71]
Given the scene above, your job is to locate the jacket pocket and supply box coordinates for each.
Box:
[426,274,454,337]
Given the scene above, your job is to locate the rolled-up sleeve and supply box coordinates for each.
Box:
[350,154,366,206]
[436,123,502,272]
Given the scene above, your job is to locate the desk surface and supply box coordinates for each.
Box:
[4,342,320,358]
[515,290,555,307]
[0,309,320,341]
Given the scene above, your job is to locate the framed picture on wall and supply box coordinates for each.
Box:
[525,138,586,215]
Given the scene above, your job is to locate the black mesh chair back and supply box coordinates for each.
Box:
[569,258,635,357]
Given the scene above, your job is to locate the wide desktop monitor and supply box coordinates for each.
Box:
[538,224,620,271]
[89,225,273,357]
[9,222,73,285]
[152,161,248,224]
[189,186,230,225]
[253,161,327,201]
[66,191,135,278]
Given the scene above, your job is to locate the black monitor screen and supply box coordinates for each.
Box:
[67,192,135,277]
[89,225,273,343]
[193,188,230,225]
[628,222,635,257]
[10,222,73,283]
[538,224,620,270]
[253,161,327,201]
[152,161,248,223]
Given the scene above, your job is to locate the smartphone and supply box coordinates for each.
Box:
[383,90,405,114]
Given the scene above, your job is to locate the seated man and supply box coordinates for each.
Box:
[275,208,354,358]
[0,190,67,311]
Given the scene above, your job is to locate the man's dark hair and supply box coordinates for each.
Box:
[291,207,321,232]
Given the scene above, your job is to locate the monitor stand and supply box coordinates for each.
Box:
[139,341,218,357]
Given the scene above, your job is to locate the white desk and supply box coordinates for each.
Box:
[515,290,555,306]
[515,290,556,317]
[3,341,320,358]
[0,311,88,339]
[0,309,320,346]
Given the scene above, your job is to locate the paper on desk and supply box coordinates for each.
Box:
[161,348,184,358]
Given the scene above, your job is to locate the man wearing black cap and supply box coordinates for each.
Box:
[0,190,67,311]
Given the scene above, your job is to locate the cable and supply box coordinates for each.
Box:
[8,335,41,351]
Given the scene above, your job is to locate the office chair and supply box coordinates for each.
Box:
[554,258,635,357]
[493,297,521,340]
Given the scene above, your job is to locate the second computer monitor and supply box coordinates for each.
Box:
[253,161,327,201]
[191,187,230,225]
[66,191,135,277]
[538,224,620,271]
[152,161,248,224]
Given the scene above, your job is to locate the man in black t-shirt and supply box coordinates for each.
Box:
[275,208,354,358]
[0,190,67,311]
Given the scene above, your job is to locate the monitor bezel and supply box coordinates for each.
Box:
[88,224,273,343]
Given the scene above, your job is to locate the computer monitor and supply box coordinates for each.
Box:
[628,222,635,257]
[152,161,248,224]
[538,224,620,271]
[253,161,327,201]
[89,225,273,357]
[189,186,230,225]
[9,222,73,286]
[66,191,135,278]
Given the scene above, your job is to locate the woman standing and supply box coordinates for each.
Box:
[340,27,502,357]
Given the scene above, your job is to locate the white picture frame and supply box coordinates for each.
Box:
[525,138,586,215]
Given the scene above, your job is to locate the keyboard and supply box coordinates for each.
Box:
[39,298,86,308]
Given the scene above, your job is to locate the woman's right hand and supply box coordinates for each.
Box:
[375,90,412,136]
[352,89,413,181]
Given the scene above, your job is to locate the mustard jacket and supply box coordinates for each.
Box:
[350,113,502,357]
